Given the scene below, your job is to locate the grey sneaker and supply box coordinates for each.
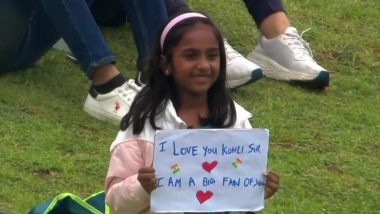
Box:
[247,27,329,89]
[224,40,262,89]
[53,39,77,62]
[83,79,141,125]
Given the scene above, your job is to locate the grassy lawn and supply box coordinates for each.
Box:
[0,0,379,213]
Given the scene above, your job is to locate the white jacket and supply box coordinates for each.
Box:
[105,101,253,214]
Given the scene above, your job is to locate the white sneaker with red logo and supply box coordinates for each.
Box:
[83,79,141,125]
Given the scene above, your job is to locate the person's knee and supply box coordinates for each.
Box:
[0,0,31,66]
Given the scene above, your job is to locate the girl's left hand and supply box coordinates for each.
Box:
[264,171,280,199]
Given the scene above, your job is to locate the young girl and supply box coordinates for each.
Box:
[105,12,279,214]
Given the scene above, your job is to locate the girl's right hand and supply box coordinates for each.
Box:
[137,167,157,193]
[264,171,280,199]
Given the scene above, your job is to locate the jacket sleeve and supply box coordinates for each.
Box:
[233,101,253,129]
[234,117,253,129]
[240,118,252,129]
[105,139,153,214]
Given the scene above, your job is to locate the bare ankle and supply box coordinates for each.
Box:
[259,12,290,39]
[91,64,120,85]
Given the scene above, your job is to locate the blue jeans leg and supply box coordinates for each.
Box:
[120,0,168,71]
[2,0,115,77]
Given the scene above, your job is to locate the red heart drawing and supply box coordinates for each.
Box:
[196,190,213,204]
[202,161,218,173]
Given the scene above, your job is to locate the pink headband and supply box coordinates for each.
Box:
[160,12,207,51]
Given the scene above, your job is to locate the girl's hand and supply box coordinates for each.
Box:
[264,171,280,199]
[137,167,157,193]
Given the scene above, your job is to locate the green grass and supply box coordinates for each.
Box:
[0,0,379,213]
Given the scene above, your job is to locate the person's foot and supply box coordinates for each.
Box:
[83,79,141,125]
[246,27,329,89]
[53,39,78,62]
[224,40,262,89]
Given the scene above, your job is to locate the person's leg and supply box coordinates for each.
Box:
[243,0,292,39]
[243,0,287,37]
[243,0,329,89]
[90,0,126,27]
[39,0,140,124]
[0,0,32,72]
[258,12,289,39]
[2,0,117,80]
[1,0,137,124]
[49,0,143,124]
[41,0,141,125]
[38,0,118,78]
[119,0,168,85]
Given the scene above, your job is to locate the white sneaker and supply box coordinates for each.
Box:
[246,27,329,88]
[224,40,262,89]
[83,79,141,125]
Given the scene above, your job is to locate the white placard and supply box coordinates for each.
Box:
[151,129,269,213]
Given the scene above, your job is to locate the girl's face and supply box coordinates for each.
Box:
[167,23,220,97]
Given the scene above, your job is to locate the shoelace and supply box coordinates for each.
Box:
[136,71,144,86]
[224,39,242,62]
[116,80,141,102]
[283,28,315,61]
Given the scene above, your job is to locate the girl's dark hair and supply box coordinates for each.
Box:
[121,13,236,134]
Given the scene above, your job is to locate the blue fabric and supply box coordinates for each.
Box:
[120,0,168,71]
[27,200,51,213]
[85,192,106,213]
[164,0,285,29]
[164,0,191,18]
[242,0,286,27]
[0,0,167,76]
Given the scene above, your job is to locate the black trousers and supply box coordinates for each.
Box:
[164,0,286,28]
